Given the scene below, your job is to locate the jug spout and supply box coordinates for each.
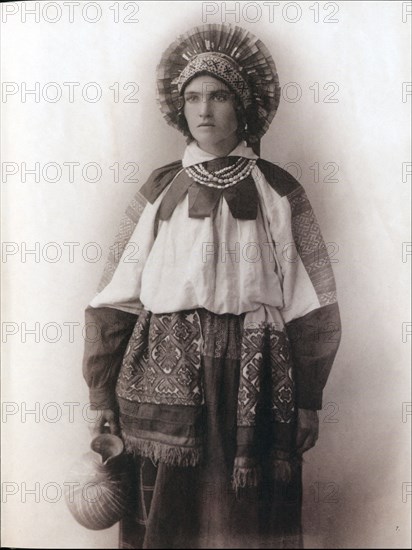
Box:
[91,433,124,465]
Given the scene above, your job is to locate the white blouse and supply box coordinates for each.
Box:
[90,142,321,325]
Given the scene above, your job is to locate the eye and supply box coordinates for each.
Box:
[184,95,199,103]
[212,92,230,102]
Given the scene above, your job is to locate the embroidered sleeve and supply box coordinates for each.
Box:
[97,190,148,293]
[283,184,341,410]
[82,163,181,409]
[82,189,147,409]
[256,160,342,410]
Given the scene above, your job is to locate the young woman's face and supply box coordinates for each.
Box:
[183,75,239,155]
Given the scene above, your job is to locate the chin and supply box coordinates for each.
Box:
[196,140,218,151]
[193,134,217,146]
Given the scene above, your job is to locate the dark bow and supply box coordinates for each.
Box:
[157,156,258,222]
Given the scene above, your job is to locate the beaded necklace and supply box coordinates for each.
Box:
[185,158,256,189]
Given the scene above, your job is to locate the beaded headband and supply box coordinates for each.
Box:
[156,24,281,143]
[173,52,252,109]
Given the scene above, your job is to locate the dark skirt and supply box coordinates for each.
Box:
[118,308,303,549]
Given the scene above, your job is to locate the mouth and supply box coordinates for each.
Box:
[198,123,215,127]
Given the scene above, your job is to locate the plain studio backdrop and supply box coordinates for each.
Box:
[1,1,411,548]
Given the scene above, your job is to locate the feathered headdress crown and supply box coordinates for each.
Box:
[156,24,280,143]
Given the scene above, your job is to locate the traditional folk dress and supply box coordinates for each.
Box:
[82,140,342,549]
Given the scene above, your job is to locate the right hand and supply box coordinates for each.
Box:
[92,408,120,436]
[296,408,319,455]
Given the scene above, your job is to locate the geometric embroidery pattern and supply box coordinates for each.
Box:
[237,322,295,426]
[97,190,147,292]
[116,309,204,406]
[174,54,252,107]
[198,309,244,359]
[115,307,298,475]
[268,326,295,423]
[287,186,337,307]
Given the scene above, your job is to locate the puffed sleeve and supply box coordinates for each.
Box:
[256,160,342,410]
[82,161,183,409]
[82,188,147,410]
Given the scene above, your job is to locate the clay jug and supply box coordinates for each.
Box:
[65,434,132,530]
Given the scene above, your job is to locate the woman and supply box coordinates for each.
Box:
[83,24,341,549]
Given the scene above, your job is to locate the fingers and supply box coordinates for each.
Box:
[295,424,308,450]
[296,430,318,455]
[90,410,120,436]
[296,408,319,455]
[108,416,120,436]
[92,411,107,436]
[296,421,319,455]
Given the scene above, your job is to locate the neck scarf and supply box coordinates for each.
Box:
[155,156,259,223]
[148,141,260,221]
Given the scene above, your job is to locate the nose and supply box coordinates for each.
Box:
[198,97,212,118]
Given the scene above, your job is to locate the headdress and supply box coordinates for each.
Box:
[156,24,280,143]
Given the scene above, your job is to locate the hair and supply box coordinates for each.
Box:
[176,72,250,145]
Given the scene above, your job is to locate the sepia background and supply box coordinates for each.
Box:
[2,1,411,548]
